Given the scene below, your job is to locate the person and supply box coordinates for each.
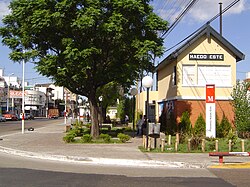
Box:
[136,114,144,136]
[142,115,147,135]
[125,115,129,125]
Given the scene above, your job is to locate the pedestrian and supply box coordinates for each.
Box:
[136,114,144,136]
[142,115,147,135]
[125,115,129,125]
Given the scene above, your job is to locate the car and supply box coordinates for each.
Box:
[0,115,6,122]
[3,113,18,121]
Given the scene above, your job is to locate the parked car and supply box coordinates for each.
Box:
[0,115,6,122]
[3,113,18,121]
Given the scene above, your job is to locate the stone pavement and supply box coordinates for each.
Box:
[0,122,249,168]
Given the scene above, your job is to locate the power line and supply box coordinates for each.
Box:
[163,0,240,53]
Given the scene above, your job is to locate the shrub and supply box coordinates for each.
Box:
[193,114,205,136]
[117,133,131,143]
[179,111,192,135]
[63,131,76,143]
[100,133,111,143]
[227,130,238,146]
[190,134,203,150]
[216,114,232,138]
[81,134,92,143]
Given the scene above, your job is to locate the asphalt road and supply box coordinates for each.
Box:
[0,118,62,136]
[0,118,249,186]
[0,151,235,187]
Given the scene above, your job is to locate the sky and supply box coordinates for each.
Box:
[0,0,249,85]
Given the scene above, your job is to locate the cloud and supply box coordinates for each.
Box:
[187,0,249,22]
[153,0,249,24]
[0,0,11,21]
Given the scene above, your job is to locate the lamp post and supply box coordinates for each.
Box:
[98,96,103,125]
[130,87,138,137]
[77,98,82,121]
[142,75,153,148]
[22,56,25,134]
[6,73,14,112]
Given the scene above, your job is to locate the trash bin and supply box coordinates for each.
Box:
[148,123,160,138]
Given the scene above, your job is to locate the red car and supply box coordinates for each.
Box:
[3,113,18,121]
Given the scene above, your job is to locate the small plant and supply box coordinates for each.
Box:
[179,111,192,135]
[227,130,238,146]
[63,131,76,143]
[117,133,131,143]
[217,114,232,138]
[100,133,111,143]
[190,134,203,150]
[193,114,205,136]
[81,134,92,143]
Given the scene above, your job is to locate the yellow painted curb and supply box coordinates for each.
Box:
[209,162,250,169]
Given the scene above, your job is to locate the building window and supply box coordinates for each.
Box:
[182,65,195,86]
[198,65,231,86]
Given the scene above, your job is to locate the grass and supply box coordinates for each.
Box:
[139,136,250,153]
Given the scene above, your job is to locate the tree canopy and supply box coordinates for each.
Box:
[231,80,250,136]
[0,0,168,137]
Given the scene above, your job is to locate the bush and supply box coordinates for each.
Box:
[190,135,203,150]
[100,133,111,143]
[117,133,131,143]
[217,114,232,138]
[63,131,76,143]
[179,111,192,135]
[193,114,205,136]
[81,134,92,143]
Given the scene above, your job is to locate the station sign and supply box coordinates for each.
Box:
[189,54,224,61]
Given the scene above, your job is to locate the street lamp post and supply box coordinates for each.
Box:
[98,96,103,125]
[130,87,138,137]
[22,57,25,134]
[142,75,153,148]
[77,98,83,121]
[7,73,14,112]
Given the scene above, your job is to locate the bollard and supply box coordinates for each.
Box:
[215,140,219,152]
[147,137,151,151]
[143,135,146,149]
[176,133,179,145]
[161,138,165,152]
[175,141,178,152]
[241,139,245,152]
[168,135,171,146]
[187,139,191,152]
[202,139,205,152]
[228,139,232,152]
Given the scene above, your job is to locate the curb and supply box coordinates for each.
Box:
[0,145,206,169]
[208,162,250,169]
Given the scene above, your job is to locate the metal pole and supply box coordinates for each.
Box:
[146,87,149,148]
[7,76,10,112]
[132,95,135,137]
[64,88,67,125]
[21,58,25,134]
[219,2,222,36]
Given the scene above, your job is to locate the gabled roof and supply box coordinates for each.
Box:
[156,24,245,71]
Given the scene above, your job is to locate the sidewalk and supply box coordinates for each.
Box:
[0,122,249,168]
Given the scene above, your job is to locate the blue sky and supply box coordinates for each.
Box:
[0,0,249,85]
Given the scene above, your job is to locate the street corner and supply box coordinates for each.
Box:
[208,162,250,169]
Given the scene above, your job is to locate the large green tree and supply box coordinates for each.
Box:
[231,80,250,136]
[0,0,167,138]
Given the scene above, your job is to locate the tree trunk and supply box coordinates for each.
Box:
[89,96,100,139]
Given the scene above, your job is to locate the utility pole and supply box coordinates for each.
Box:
[219,2,223,36]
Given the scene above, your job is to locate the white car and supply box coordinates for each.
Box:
[0,115,6,122]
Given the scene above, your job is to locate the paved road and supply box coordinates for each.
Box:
[0,151,235,187]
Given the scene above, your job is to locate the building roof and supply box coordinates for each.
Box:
[156,24,245,71]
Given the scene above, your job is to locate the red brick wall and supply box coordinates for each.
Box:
[174,100,234,127]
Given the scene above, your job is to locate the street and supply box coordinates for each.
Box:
[0,118,249,186]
